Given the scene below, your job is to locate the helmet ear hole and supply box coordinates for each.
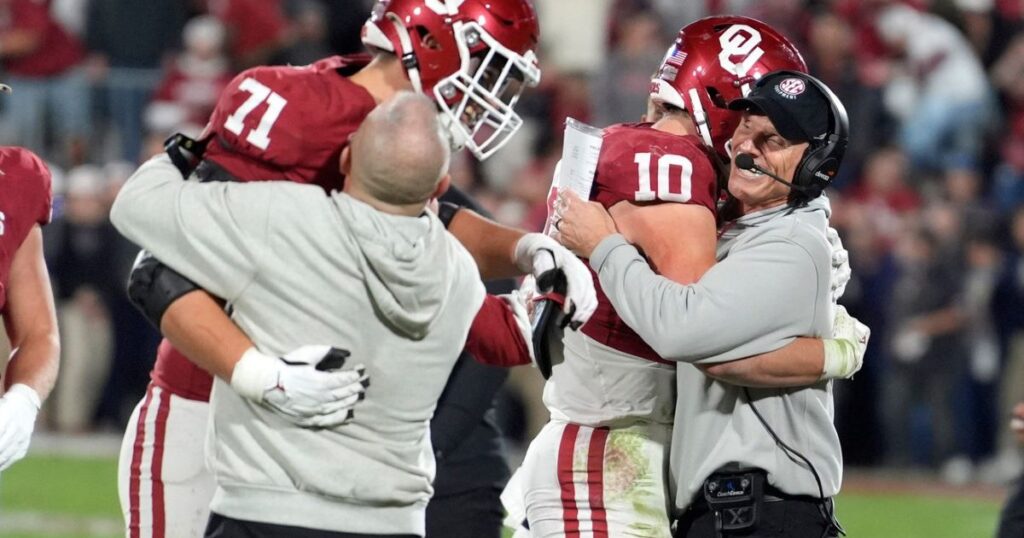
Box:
[414,26,441,50]
[705,87,728,109]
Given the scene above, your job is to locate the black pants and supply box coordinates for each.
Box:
[998,474,1024,538]
[674,498,838,538]
[205,513,420,538]
[425,486,504,538]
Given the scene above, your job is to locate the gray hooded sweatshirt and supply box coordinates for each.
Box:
[111,156,485,535]
[589,197,839,513]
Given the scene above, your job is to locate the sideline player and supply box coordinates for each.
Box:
[507,17,861,537]
[0,142,60,474]
[116,1,594,536]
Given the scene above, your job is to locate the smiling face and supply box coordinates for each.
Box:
[727,111,810,214]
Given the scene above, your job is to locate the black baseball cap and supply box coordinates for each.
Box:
[728,71,830,143]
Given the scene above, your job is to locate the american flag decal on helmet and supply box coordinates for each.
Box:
[666,48,687,66]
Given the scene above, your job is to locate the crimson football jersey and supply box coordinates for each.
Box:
[580,123,720,363]
[154,55,376,400]
[0,147,52,310]
[202,55,376,191]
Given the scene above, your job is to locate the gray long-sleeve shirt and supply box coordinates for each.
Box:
[111,156,485,535]
[589,196,840,513]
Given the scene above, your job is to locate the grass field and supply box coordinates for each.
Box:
[0,455,1007,538]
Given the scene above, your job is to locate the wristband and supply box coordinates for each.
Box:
[6,383,41,410]
[821,338,856,380]
[230,348,276,402]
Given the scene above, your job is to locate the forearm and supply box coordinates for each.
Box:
[447,209,526,279]
[698,338,824,388]
[159,290,253,381]
[4,332,59,398]
[3,227,60,399]
[592,234,821,363]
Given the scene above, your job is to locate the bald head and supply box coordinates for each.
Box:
[348,92,451,207]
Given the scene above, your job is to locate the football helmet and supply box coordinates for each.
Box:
[650,16,807,158]
[362,0,541,160]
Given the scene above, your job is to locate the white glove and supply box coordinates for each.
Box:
[821,305,871,380]
[513,233,598,328]
[827,227,851,303]
[0,384,41,471]
[231,346,368,428]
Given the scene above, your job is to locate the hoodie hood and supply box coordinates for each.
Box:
[334,193,454,340]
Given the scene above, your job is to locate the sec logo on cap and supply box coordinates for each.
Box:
[775,77,806,99]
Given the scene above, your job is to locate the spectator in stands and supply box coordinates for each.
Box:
[956,228,1003,466]
[280,0,331,67]
[991,34,1024,213]
[846,146,922,250]
[207,0,288,69]
[147,15,232,131]
[807,10,895,187]
[590,10,665,126]
[0,0,90,165]
[876,4,994,172]
[86,0,187,162]
[43,166,116,432]
[883,225,968,470]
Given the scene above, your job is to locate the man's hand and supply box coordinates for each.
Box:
[827,227,851,304]
[0,384,41,471]
[553,190,617,259]
[821,306,870,380]
[513,233,597,328]
[230,346,368,428]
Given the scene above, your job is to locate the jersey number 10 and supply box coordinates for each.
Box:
[223,78,289,151]
[633,153,693,203]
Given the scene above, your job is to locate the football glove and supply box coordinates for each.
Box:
[513,233,597,329]
[231,345,368,428]
[827,227,851,304]
[821,305,870,380]
[0,384,41,471]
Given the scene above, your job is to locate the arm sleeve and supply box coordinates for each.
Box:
[430,351,509,459]
[110,155,272,303]
[590,232,822,363]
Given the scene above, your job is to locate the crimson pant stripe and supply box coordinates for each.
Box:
[128,385,155,538]
[558,423,581,536]
[150,389,171,538]
[587,427,610,537]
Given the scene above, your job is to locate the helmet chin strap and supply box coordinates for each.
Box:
[386,13,423,94]
[687,88,713,148]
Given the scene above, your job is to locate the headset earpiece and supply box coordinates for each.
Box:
[768,70,849,200]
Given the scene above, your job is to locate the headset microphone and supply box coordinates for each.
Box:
[734,153,810,194]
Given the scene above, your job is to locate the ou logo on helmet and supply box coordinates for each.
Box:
[718,24,765,79]
[424,0,466,15]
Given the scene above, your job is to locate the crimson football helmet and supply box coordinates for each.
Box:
[650,16,807,158]
[362,0,541,160]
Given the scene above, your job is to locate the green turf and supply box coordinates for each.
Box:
[0,455,120,517]
[0,455,1008,538]
[835,492,1001,537]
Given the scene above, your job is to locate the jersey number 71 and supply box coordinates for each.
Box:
[223,78,289,151]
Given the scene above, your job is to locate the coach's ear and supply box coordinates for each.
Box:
[432,174,451,199]
[340,146,352,176]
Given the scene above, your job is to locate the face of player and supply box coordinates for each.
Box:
[727,112,809,214]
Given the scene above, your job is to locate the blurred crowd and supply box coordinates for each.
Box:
[8,0,1024,485]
